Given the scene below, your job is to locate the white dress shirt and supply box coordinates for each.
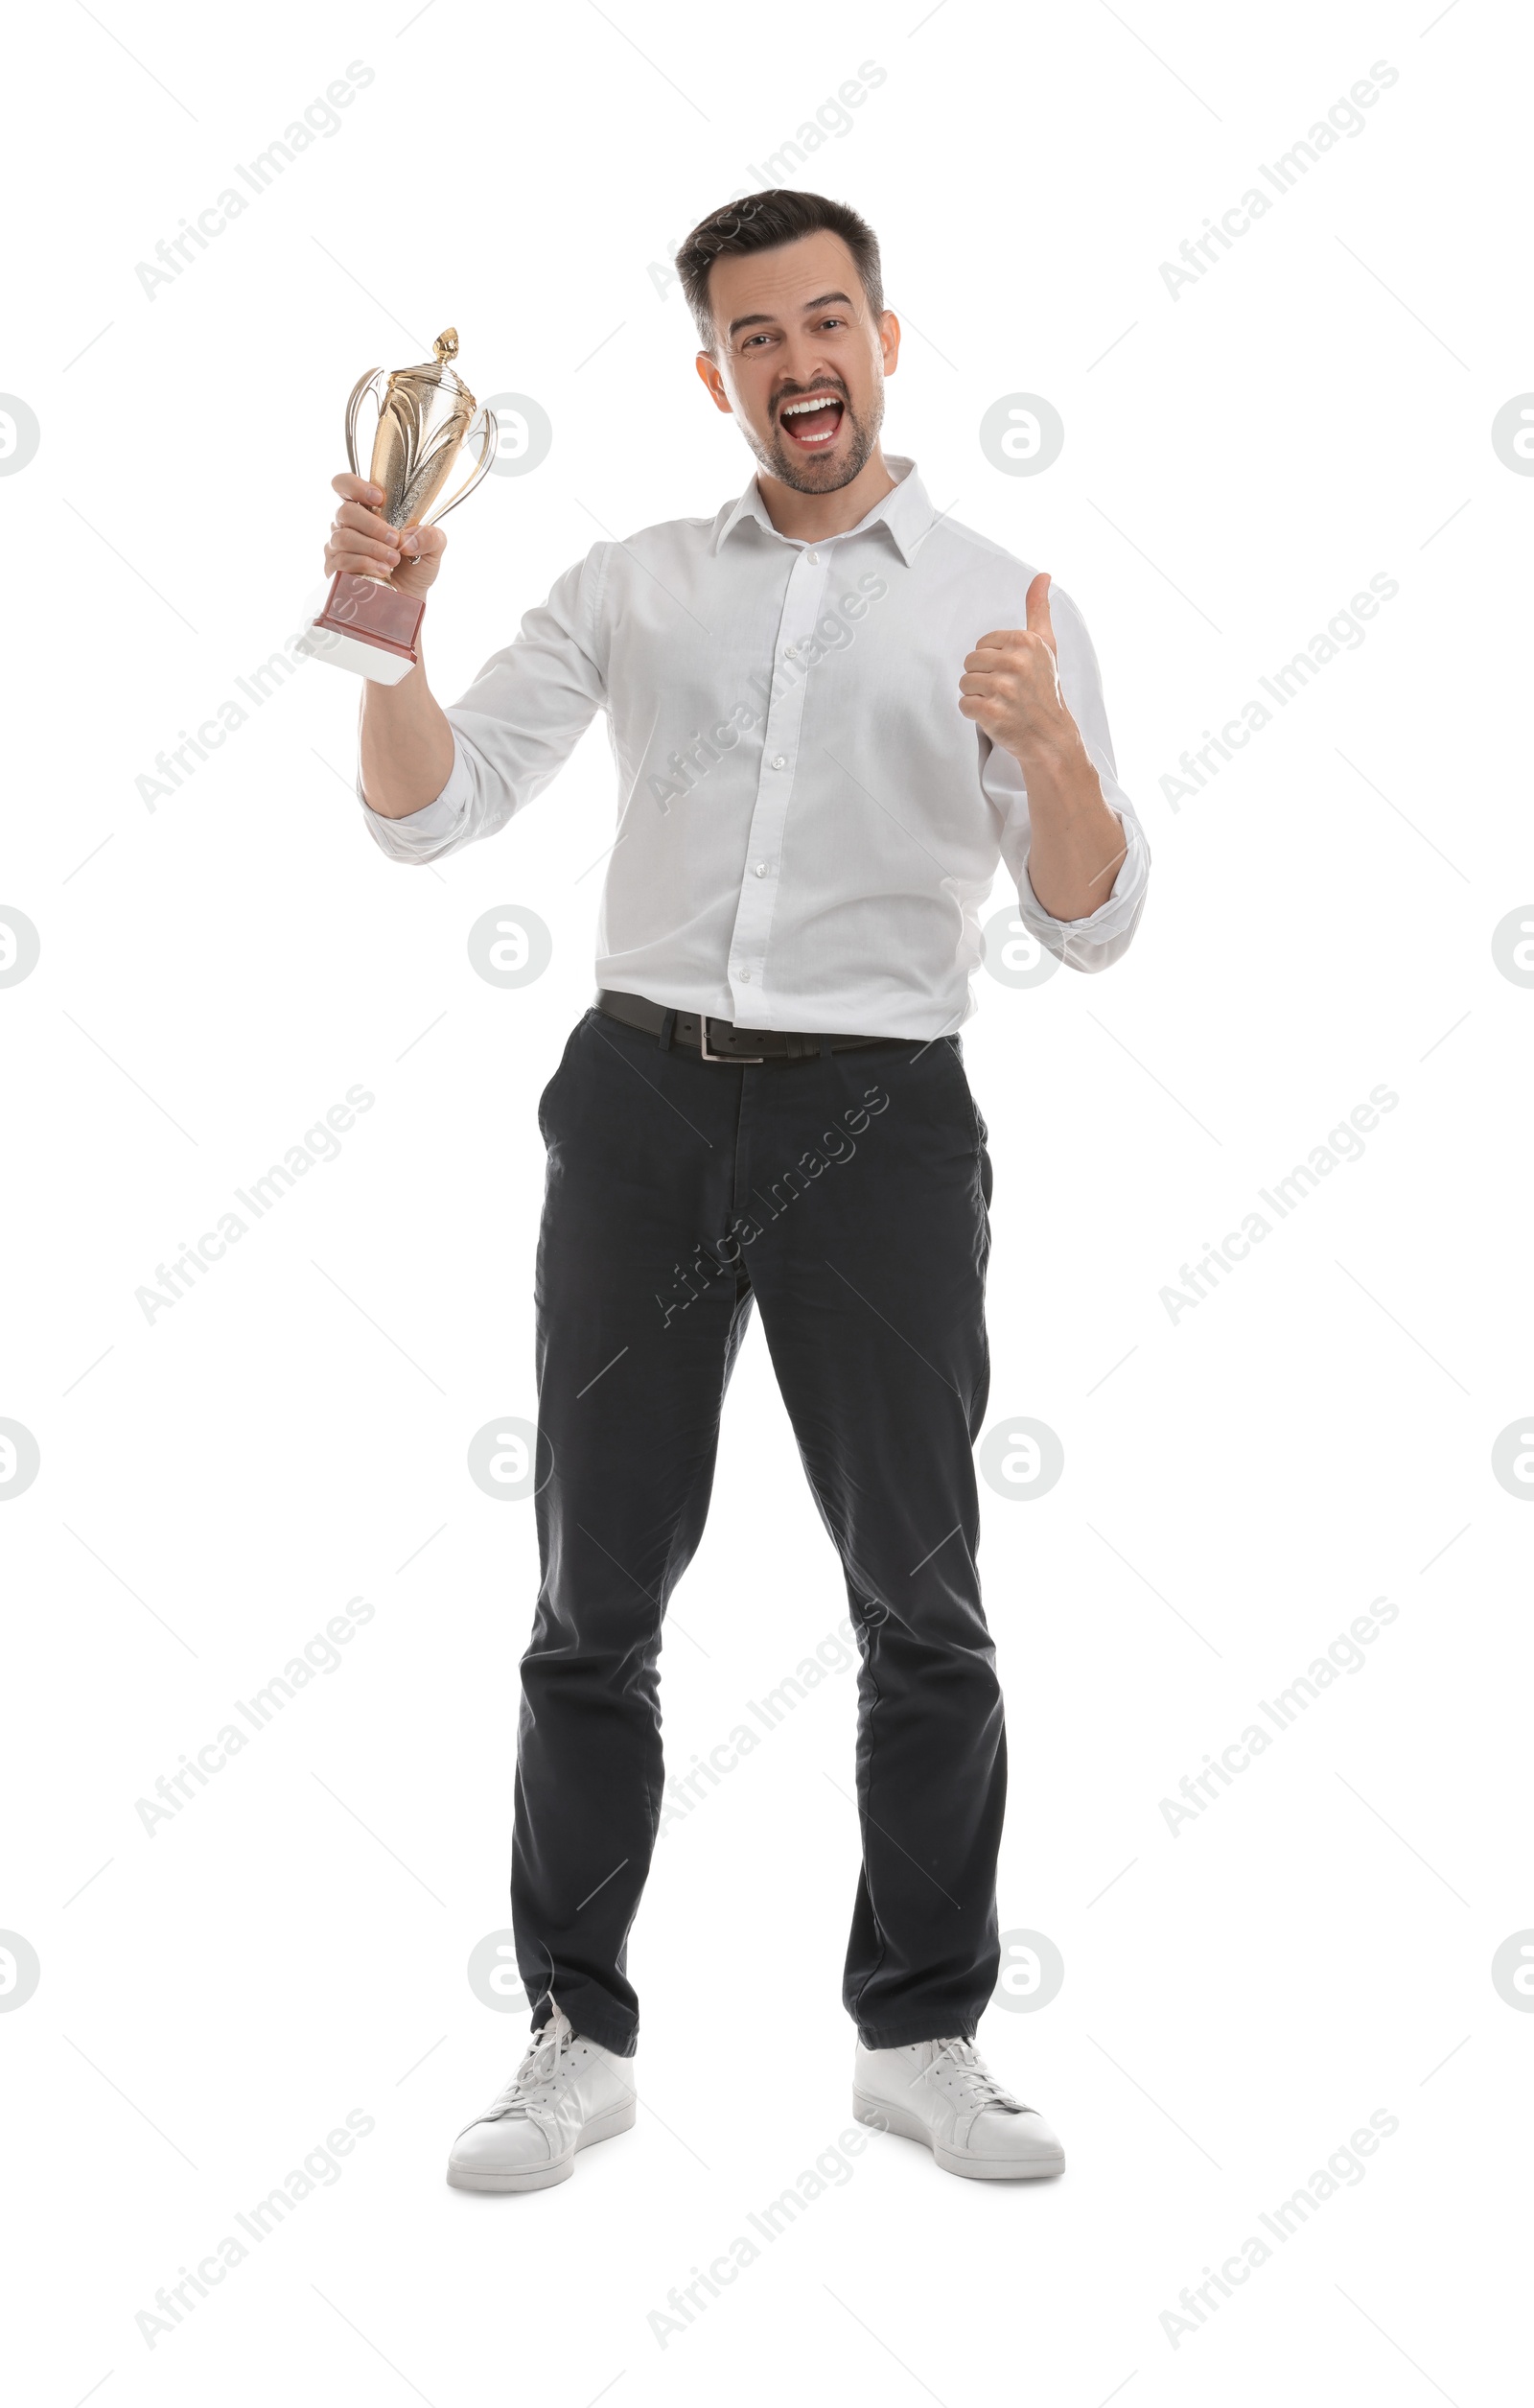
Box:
[360,456,1150,1039]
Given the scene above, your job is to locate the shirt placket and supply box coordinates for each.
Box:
[726,541,832,1022]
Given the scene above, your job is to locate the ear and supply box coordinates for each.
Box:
[695,352,733,415]
[877,310,900,379]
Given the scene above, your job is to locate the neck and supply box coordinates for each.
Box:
[754,444,898,543]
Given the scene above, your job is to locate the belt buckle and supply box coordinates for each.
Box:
[699,1016,764,1064]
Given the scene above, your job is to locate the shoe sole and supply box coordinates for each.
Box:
[852,2090,1065,2181]
[446,2094,638,2192]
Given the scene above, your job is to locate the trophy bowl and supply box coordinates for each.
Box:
[300,329,499,685]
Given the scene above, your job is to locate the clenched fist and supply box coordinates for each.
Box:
[958,571,1078,768]
[325,472,448,601]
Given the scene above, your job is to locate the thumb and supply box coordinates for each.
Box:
[1025,569,1056,648]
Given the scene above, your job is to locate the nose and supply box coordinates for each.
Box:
[777,339,841,395]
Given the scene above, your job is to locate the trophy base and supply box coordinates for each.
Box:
[297,573,424,685]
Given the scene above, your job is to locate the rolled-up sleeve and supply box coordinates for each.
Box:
[981,582,1150,971]
[360,544,610,865]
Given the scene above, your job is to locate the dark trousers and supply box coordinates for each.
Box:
[510,1006,1005,2054]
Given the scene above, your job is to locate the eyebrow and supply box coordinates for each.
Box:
[725,290,854,339]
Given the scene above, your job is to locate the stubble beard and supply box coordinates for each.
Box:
[753,385,884,495]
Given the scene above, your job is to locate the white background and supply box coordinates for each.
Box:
[2,1,1529,2401]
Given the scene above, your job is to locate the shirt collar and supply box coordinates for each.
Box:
[711,453,932,568]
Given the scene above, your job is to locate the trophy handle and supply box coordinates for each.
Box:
[344,367,386,479]
[420,406,500,529]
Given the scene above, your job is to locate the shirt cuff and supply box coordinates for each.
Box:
[1014,804,1150,971]
[358,736,473,860]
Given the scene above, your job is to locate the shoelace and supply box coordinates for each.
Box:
[912,2037,1024,2113]
[484,2014,577,2121]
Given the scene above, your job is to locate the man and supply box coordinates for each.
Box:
[326,190,1149,2193]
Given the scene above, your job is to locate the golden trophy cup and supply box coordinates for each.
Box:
[301,328,498,684]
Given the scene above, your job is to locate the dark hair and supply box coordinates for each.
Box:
[676,190,884,351]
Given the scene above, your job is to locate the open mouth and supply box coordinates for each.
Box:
[779,391,845,449]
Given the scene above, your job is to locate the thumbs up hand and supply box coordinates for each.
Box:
[960,571,1130,922]
[958,571,1075,769]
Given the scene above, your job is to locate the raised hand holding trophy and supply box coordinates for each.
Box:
[301,329,498,684]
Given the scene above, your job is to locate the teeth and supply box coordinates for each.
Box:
[782,396,840,416]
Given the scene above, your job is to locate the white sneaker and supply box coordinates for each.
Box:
[853,2034,1065,2181]
[447,2004,637,2192]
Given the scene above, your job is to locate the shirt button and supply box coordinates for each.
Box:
[771,754,787,770]
[784,645,797,659]
[754,862,768,877]
[806,550,820,565]
[738,968,752,981]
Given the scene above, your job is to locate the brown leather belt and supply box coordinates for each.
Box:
[595,988,896,1063]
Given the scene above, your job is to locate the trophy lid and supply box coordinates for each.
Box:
[392,328,471,400]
